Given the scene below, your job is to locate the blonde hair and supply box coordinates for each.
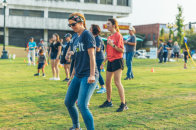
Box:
[174,41,178,45]
[69,13,87,29]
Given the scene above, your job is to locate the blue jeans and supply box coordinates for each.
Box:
[64,76,98,130]
[163,52,168,63]
[96,59,105,86]
[126,52,135,79]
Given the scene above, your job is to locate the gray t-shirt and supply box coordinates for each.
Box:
[39,54,46,63]
[173,45,180,52]
[126,35,136,53]
[159,43,164,53]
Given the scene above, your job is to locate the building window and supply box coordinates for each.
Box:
[10,9,24,16]
[117,0,128,6]
[84,0,97,3]
[153,34,156,41]
[66,0,80,2]
[48,12,71,19]
[29,10,43,17]
[9,9,44,17]
[0,8,3,15]
[9,28,44,47]
[84,14,112,21]
[148,34,151,41]
[100,0,113,5]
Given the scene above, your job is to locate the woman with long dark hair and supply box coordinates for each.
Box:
[48,33,62,80]
[99,18,128,112]
[64,13,99,130]
[90,24,106,94]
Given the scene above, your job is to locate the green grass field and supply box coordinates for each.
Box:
[0,58,196,130]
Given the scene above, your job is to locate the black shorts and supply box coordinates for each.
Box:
[184,58,188,63]
[51,52,61,60]
[61,59,70,64]
[174,52,179,57]
[38,63,45,69]
[107,58,124,72]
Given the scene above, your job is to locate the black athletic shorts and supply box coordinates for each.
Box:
[174,52,179,58]
[107,58,124,72]
[184,58,188,63]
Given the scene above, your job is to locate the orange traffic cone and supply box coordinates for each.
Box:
[151,68,154,73]
[24,59,26,62]
[46,63,48,66]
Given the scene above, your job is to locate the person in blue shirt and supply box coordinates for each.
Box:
[90,24,106,94]
[27,37,37,66]
[61,33,72,82]
[163,42,170,63]
[64,13,99,130]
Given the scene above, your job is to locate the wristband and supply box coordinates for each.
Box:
[102,62,106,65]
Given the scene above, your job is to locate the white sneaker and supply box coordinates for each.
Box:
[54,78,60,80]
[27,63,31,66]
[49,77,55,80]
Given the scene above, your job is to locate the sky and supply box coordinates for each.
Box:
[118,0,196,27]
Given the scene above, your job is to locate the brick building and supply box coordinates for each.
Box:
[134,23,168,47]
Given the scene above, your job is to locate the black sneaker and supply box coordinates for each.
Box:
[69,127,82,130]
[116,103,128,112]
[63,78,69,82]
[99,100,113,108]
[124,77,131,80]
[34,73,39,76]
[42,74,45,77]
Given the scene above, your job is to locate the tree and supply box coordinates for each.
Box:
[160,27,164,38]
[183,29,196,50]
[175,5,184,47]
[158,28,165,46]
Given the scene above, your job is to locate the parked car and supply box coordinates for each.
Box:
[134,50,147,58]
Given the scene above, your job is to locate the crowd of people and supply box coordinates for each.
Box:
[157,38,189,68]
[26,12,137,130]
[26,12,190,130]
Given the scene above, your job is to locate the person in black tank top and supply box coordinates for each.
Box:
[48,33,62,80]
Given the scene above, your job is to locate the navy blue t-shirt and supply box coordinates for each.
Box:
[95,36,105,60]
[63,41,70,54]
[70,33,78,60]
[73,29,99,78]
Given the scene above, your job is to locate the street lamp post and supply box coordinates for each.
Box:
[167,23,173,39]
[1,0,8,59]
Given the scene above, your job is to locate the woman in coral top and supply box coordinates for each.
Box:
[99,18,128,112]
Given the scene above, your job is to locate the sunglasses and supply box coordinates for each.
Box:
[68,23,77,27]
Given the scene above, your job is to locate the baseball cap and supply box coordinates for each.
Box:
[30,37,34,39]
[64,33,72,38]
[128,27,135,31]
[40,39,44,41]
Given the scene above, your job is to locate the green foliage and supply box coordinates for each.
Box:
[160,28,165,37]
[175,5,184,46]
[1,58,196,129]
[183,29,196,50]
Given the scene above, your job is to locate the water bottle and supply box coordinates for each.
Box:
[102,67,105,72]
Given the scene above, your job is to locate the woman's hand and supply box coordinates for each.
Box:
[124,41,127,44]
[56,57,59,61]
[65,55,70,61]
[87,75,95,84]
[108,39,114,47]
[68,51,74,56]
[100,64,104,70]
[68,79,72,86]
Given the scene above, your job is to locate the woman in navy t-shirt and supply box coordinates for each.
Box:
[64,13,98,130]
[90,24,106,94]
